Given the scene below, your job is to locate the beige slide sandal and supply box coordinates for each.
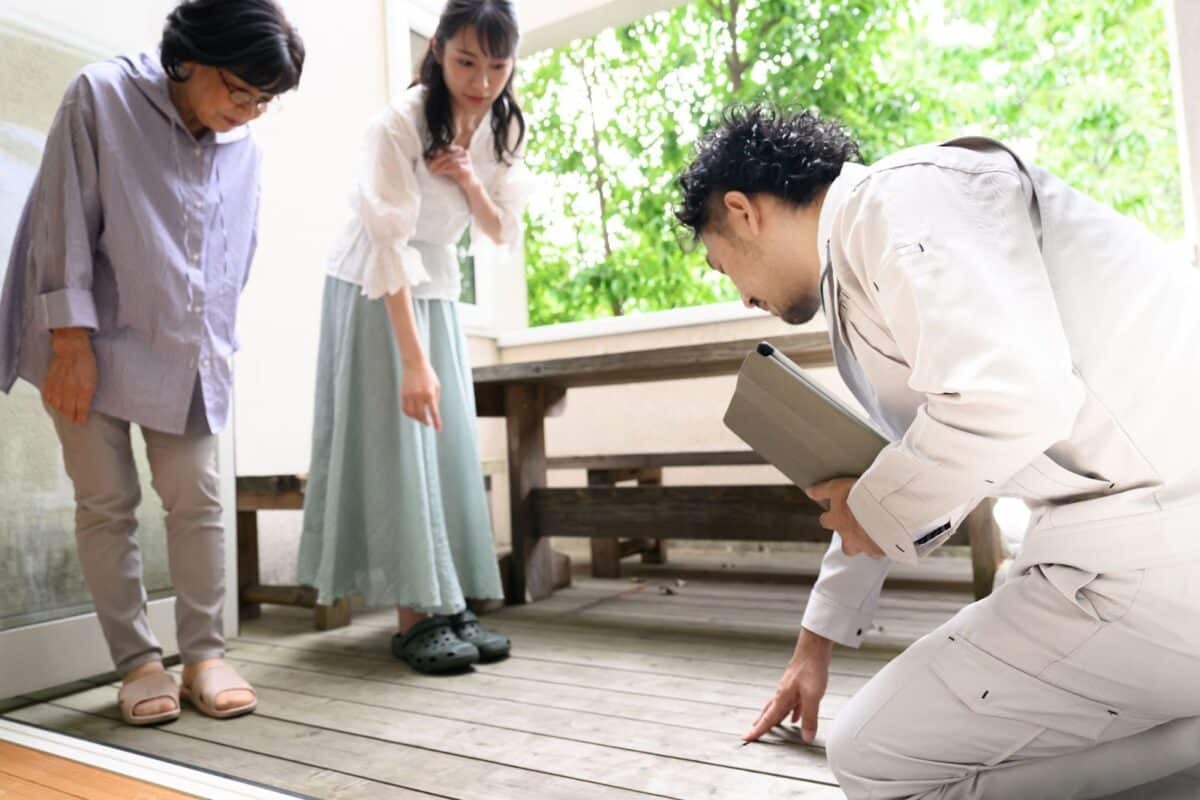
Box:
[180,663,258,720]
[117,670,181,726]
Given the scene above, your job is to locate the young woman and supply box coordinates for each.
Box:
[0,0,304,724]
[298,0,534,674]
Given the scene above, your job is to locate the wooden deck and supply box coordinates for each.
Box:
[3,556,975,799]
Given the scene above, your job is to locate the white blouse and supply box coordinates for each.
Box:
[326,85,536,301]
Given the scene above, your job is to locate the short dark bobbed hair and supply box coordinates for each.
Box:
[161,0,305,95]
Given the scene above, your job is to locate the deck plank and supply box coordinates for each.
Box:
[39,689,680,800]
[231,623,858,716]
[236,615,877,694]
[215,658,840,782]
[222,639,841,736]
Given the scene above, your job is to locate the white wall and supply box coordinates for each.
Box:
[1,0,172,53]
[232,0,392,476]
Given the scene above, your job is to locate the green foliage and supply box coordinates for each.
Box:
[519,0,1182,326]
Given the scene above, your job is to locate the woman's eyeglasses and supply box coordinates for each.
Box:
[218,70,275,115]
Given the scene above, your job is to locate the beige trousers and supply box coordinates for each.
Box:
[829,559,1200,799]
[47,386,225,675]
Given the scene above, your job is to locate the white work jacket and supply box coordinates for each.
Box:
[802,138,1200,647]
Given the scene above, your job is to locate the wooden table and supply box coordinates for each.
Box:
[473,332,1004,605]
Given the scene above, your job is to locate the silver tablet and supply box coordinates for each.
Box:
[723,341,888,490]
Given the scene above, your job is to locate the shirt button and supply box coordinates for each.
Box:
[193,147,202,156]
[190,253,200,263]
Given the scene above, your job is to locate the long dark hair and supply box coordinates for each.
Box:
[161,0,305,95]
[415,0,525,164]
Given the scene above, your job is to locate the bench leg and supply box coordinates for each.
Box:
[505,384,561,604]
[315,597,353,631]
[642,538,668,565]
[588,468,623,578]
[965,498,1005,600]
[236,510,261,621]
[589,538,623,578]
[586,467,669,576]
[635,468,668,565]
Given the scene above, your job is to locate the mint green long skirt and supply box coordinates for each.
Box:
[297,276,504,613]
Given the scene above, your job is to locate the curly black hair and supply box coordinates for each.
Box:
[161,0,305,95]
[676,105,861,237]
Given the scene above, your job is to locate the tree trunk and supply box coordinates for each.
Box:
[711,0,746,92]
[572,52,614,262]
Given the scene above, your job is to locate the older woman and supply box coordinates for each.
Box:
[0,0,303,725]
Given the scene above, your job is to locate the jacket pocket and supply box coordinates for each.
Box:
[930,636,1121,764]
[1038,563,1143,623]
[1000,454,1114,504]
[849,634,1125,770]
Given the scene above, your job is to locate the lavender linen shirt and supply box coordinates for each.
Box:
[0,52,260,435]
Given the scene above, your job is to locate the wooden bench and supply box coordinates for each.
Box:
[474,333,1006,604]
[233,460,570,629]
[235,474,353,630]
[546,450,768,577]
[541,469,1001,598]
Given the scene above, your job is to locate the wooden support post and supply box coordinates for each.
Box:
[964,498,1005,600]
[635,467,668,565]
[587,469,622,578]
[587,539,622,578]
[236,510,261,621]
[314,598,353,631]
[504,384,563,604]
